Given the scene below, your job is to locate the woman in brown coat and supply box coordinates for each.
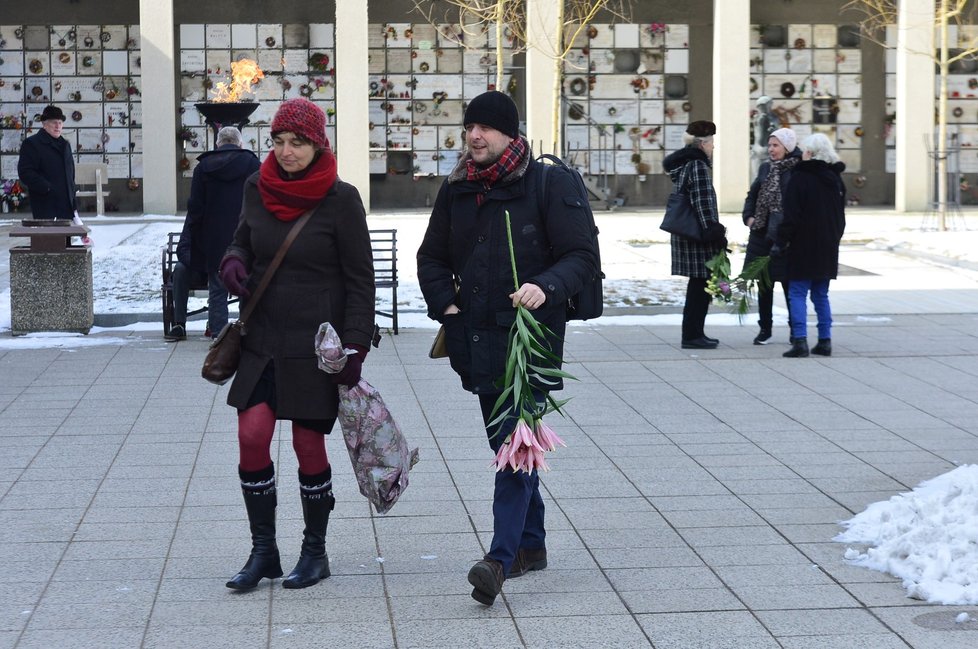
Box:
[218,98,376,591]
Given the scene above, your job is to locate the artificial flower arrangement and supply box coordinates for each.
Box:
[487,210,571,473]
[0,179,27,211]
[705,248,771,321]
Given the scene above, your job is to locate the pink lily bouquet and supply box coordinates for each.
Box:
[488,211,574,473]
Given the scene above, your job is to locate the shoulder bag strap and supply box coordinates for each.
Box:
[238,209,315,325]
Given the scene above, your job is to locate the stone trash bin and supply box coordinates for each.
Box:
[8,219,94,335]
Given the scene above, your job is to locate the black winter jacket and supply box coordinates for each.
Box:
[417,150,598,394]
[178,144,260,273]
[17,130,76,220]
[779,160,847,281]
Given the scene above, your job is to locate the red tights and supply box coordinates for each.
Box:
[237,403,330,474]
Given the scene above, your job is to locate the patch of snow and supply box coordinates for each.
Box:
[836,464,978,605]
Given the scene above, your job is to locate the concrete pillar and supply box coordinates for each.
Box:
[138,0,177,215]
[711,0,751,211]
[335,1,371,211]
[525,0,561,156]
[895,0,934,211]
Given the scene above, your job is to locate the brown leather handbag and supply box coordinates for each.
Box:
[201,210,314,385]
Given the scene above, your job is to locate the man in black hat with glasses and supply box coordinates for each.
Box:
[17,104,77,220]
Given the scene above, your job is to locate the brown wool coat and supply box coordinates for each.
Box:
[224,175,376,420]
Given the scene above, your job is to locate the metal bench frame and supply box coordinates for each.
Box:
[160,228,398,337]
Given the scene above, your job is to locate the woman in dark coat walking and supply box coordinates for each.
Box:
[778,133,846,358]
[741,127,802,344]
[218,98,376,591]
[662,120,727,349]
[17,105,76,220]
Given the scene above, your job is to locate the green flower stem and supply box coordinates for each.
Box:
[504,210,520,293]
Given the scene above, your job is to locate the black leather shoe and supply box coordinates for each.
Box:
[681,337,718,349]
[468,557,505,605]
[703,335,719,345]
[507,547,548,579]
[812,338,832,356]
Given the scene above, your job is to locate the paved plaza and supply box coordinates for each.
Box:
[2,210,978,648]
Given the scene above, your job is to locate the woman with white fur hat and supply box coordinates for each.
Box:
[741,126,802,345]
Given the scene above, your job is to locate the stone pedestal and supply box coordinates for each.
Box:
[10,248,94,335]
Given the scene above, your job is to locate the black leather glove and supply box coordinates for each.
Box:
[333,343,368,387]
[704,221,727,242]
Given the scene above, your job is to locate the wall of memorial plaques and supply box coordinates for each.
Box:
[366,22,511,177]
[0,23,142,187]
[748,23,864,173]
[178,23,336,178]
[885,24,978,188]
[561,22,690,177]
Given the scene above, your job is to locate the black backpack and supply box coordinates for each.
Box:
[536,154,604,321]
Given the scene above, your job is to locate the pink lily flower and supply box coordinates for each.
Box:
[535,420,567,452]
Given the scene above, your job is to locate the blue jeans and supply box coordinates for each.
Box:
[172,262,229,333]
[788,279,832,340]
[478,393,546,574]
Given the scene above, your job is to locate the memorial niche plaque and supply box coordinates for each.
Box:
[812,95,838,124]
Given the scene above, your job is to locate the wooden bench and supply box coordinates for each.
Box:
[75,162,110,216]
[160,228,399,337]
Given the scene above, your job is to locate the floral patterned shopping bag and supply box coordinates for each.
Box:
[315,323,419,514]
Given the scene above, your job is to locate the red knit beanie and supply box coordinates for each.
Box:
[271,98,327,150]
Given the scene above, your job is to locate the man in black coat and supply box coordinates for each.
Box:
[17,105,76,220]
[166,127,259,341]
[417,91,598,606]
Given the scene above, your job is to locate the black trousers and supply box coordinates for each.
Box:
[682,277,711,341]
[744,231,790,331]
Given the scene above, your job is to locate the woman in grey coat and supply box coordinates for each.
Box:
[661,120,727,349]
[218,99,376,592]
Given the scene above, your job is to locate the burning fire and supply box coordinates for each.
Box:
[210,59,264,102]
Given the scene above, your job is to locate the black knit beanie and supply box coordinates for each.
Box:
[463,91,520,139]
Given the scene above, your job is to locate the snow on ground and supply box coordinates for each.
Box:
[836,464,978,605]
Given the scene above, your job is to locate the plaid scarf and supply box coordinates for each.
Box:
[752,155,799,231]
[465,137,528,205]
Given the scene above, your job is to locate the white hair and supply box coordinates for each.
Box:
[800,133,839,164]
[216,126,243,146]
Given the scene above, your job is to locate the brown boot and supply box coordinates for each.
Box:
[507,547,548,579]
[468,557,505,605]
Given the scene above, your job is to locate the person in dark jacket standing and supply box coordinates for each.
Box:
[17,105,76,220]
[417,91,598,606]
[166,127,260,341]
[218,98,376,591]
[741,127,802,344]
[662,120,727,349]
[779,133,847,358]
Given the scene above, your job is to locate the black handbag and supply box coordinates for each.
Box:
[201,209,314,385]
[660,162,704,241]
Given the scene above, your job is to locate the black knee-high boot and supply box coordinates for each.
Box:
[226,463,283,590]
[282,468,334,589]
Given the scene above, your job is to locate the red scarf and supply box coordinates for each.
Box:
[257,147,338,221]
[466,137,528,205]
